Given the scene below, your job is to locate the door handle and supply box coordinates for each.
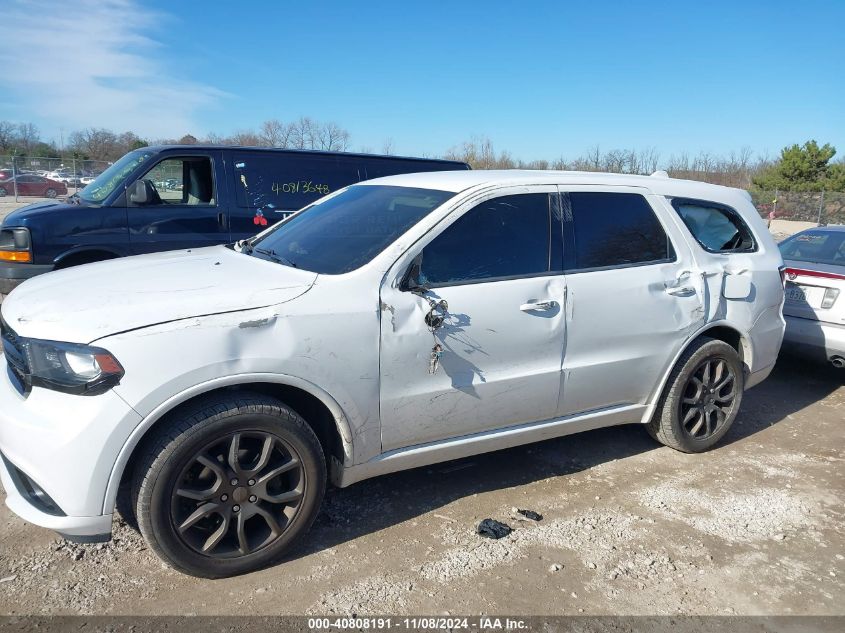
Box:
[520,300,557,312]
[217,212,227,229]
[665,286,696,297]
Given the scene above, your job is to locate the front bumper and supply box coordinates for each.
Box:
[0,354,142,540]
[0,261,54,295]
[782,315,845,362]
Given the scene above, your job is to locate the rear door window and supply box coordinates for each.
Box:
[232,153,361,211]
[566,192,675,271]
[420,193,560,286]
[672,199,756,253]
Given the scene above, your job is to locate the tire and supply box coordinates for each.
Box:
[0,187,6,197]
[132,393,326,578]
[647,337,744,453]
[45,188,57,198]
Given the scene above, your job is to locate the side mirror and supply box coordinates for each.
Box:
[400,253,428,293]
[128,180,150,205]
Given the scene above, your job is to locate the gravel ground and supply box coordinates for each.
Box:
[0,353,842,616]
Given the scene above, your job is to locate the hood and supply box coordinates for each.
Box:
[1,200,83,225]
[1,246,317,343]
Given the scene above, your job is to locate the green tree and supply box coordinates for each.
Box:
[752,140,843,191]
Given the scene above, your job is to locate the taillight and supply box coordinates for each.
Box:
[821,288,840,310]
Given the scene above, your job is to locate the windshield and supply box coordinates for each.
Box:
[79,150,154,203]
[779,230,845,267]
[249,185,455,274]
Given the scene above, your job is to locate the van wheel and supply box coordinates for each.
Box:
[132,393,326,578]
[45,188,57,198]
[0,187,7,197]
[647,337,744,453]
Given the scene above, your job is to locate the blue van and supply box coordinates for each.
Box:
[0,146,469,295]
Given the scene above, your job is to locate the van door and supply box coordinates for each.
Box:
[557,188,705,417]
[379,187,566,451]
[127,150,229,254]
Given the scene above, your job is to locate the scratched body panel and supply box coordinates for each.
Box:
[103,277,383,465]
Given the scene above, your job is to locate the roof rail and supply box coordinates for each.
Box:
[650,170,670,179]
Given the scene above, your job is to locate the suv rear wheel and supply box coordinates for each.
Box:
[132,393,326,578]
[647,337,744,452]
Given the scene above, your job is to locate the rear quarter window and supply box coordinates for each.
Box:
[671,198,756,253]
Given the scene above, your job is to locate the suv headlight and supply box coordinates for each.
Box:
[15,337,124,395]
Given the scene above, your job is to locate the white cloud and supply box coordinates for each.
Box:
[0,0,225,138]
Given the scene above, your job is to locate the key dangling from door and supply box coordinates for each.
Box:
[429,343,443,374]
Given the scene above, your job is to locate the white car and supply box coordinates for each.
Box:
[778,226,845,367]
[0,170,786,577]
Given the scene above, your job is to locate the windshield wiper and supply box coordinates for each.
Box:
[254,247,296,268]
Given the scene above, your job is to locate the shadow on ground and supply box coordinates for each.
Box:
[295,354,842,559]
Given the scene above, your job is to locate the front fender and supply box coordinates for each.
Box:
[102,371,355,515]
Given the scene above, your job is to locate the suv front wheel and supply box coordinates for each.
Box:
[648,337,744,452]
[132,393,326,578]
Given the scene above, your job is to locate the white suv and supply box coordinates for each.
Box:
[0,170,785,577]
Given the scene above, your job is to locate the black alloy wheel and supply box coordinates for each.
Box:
[679,357,738,440]
[171,430,306,557]
[133,393,326,578]
[647,337,745,452]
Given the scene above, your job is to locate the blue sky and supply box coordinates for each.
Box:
[1,0,843,162]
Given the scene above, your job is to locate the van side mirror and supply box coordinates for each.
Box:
[128,180,150,205]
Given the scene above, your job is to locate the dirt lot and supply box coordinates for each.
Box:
[0,353,842,616]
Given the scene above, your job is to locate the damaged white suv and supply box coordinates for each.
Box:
[0,170,785,577]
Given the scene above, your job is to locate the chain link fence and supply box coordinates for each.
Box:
[0,154,112,198]
[750,190,845,226]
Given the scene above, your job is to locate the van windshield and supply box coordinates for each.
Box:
[79,150,154,203]
[248,185,455,274]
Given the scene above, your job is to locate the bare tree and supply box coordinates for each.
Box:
[68,127,120,160]
[228,130,263,146]
[260,119,294,148]
[0,121,17,151]
[288,117,318,149]
[15,122,40,154]
[318,122,350,151]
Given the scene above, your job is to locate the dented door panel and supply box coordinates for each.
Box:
[378,184,566,452]
[559,262,702,415]
[558,188,704,416]
[381,276,565,451]
[380,276,566,451]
